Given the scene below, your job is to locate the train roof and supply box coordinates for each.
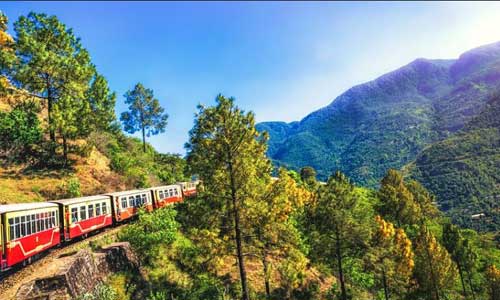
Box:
[105,188,152,197]
[49,195,110,206]
[150,184,180,190]
[0,202,58,214]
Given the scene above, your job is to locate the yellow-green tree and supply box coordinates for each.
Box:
[0,11,15,93]
[366,216,414,300]
[186,94,272,300]
[377,169,421,227]
[246,168,311,298]
[486,265,500,300]
[413,225,458,300]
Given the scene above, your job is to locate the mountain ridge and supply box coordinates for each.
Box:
[257,41,500,187]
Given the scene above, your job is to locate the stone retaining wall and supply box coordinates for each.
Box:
[15,242,139,300]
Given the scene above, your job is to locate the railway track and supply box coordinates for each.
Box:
[0,225,124,300]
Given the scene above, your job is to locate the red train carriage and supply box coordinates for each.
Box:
[107,189,154,222]
[0,203,60,271]
[178,181,198,197]
[50,195,113,241]
[151,185,183,208]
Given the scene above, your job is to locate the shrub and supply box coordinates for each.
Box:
[0,103,43,162]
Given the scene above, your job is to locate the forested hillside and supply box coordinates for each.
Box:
[408,92,500,231]
[257,42,500,186]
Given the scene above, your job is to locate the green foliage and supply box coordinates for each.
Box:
[57,176,82,198]
[0,102,42,161]
[76,283,118,300]
[306,171,373,300]
[85,73,117,133]
[119,208,179,265]
[120,83,168,152]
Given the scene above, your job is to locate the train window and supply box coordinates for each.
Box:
[14,217,20,239]
[159,191,164,199]
[38,216,44,232]
[168,189,172,197]
[8,218,14,240]
[95,203,101,216]
[31,214,36,234]
[129,196,134,207]
[26,215,32,236]
[175,189,179,196]
[45,213,49,229]
[20,216,26,237]
[102,202,108,215]
[88,204,94,218]
[80,206,87,220]
[71,207,78,222]
[135,195,141,206]
[121,197,127,209]
[142,194,147,204]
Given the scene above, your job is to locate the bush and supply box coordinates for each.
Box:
[77,283,118,300]
[119,208,179,265]
[0,103,43,162]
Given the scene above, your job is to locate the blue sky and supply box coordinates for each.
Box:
[3,2,500,154]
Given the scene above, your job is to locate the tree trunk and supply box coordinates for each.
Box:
[335,230,347,300]
[457,262,468,299]
[62,135,68,163]
[263,253,271,299]
[45,77,56,143]
[142,126,146,152]
[229,161,250,300]
[466,269,476,300]
[424,234,440,300]
[382,269,390,300]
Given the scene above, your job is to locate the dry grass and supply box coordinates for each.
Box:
[0,144,127,204]
[217,254,335,295]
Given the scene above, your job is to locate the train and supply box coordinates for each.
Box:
[0,181,198,272]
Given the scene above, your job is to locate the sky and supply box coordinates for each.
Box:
[3,1,500,154]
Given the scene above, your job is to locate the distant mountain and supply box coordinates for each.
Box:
[257,42,500,186]
[407,92,500,230]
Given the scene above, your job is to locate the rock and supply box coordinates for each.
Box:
[15,242,139,300]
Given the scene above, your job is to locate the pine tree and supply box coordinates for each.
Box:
[299,166,318,189]
[10,12,95,143]
[413,225,458,300]
[185,94,272,300]
[247,168,311,298]
[377,169,421,227]
[120,83,168,152]
[307,171,371,300]
[442,222,478,300]
[85,73,117,133]
[366,216,414,300]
